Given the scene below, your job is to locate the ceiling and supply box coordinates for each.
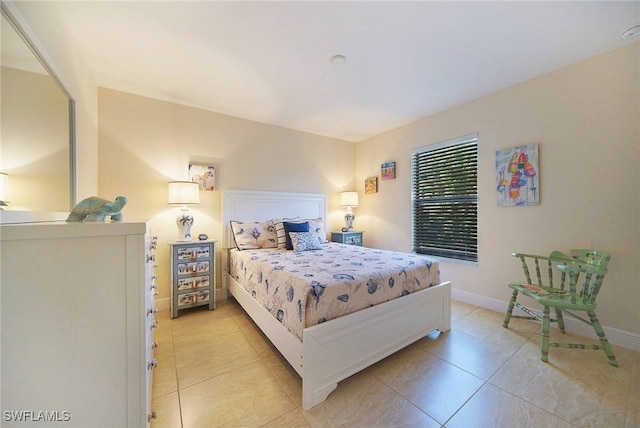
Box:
[19,1,640,142]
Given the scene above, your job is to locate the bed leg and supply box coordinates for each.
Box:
[302,381,337,411]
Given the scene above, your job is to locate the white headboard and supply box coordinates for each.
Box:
[220,189,327,295]
[221,189,327,250]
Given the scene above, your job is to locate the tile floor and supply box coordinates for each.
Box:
[151,298,639,427]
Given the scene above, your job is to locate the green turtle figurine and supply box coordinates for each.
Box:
[66,196,128,222]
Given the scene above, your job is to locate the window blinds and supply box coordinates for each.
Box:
[411,137,478,262]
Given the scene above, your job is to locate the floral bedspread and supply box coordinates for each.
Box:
[229,243,440,341]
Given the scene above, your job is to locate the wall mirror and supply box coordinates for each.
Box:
[1,2,76,214]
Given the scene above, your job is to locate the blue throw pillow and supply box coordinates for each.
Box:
[283,221,309,250]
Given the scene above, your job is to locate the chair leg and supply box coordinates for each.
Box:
[541,306,550,362]
[555,308,566,333]
[588,310,619,367]
[503,289,518,328]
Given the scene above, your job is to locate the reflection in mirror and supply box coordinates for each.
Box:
[1,4,75,212]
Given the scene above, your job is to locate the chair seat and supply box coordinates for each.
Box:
[507,281,597,311]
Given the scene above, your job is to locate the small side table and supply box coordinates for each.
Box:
[169,239,217,318]
[331,231,364,246]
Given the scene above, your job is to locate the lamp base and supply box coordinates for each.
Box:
[176,211,194,241]
[344,210,355,231]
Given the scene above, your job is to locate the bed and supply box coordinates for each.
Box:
[221,189,451,410]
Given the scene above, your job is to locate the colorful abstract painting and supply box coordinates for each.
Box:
[496,144,539,206]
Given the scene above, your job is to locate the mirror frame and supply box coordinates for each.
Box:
[1,1,76,209]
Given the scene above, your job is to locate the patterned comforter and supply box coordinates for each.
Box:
[229,243,440,341]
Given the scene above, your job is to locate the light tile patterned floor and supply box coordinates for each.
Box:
[151,299,640,427]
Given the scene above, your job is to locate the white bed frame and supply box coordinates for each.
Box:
[221,189,451,410]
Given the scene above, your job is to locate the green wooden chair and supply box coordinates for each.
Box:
[503,249,617,366]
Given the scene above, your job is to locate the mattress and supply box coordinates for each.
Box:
[229,242,440,341]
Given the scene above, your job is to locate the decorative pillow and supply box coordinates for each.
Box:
[289,232,323,253]
[283,221,309,250]
[230,220,277,250]
[272,217,300,249]
[301,217,328,243]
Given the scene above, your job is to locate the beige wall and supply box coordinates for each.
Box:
[98,88,356,301]
[356,43,640,335]
[12,0,640,338]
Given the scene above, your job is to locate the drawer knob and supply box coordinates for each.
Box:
[148,411,157,421]
[146,307,158,316]
[150,320,158,330]
[147,359,158,370]
[151,342,158,349]
[146,254,155,263]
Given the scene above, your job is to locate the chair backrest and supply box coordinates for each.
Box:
[514,249,611,296]
[569,249,611,269]
[556,260,609,305]
[514,251,573,289]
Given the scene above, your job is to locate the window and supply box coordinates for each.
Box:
[411,135,478,262]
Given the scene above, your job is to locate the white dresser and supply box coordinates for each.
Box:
[0,221,157,427]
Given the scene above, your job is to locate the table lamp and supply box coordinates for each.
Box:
[340,191,359,231]
[168,181,200,241]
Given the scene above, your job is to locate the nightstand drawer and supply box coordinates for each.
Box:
[331,231,364,246]
[177,289,210,307]
[177,246,210,260]
[177,260,210,276]
[177,275,211,291]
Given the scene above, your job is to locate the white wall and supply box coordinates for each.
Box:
[356,43,640,336]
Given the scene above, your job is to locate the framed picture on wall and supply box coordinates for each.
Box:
[189,164,216,191]
[365,176,378,194]
[381,162,396,180]
[496,144,539,206]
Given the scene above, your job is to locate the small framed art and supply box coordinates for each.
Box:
[381,162,396,180]
[365,176,378,194]
[189,164,216,191]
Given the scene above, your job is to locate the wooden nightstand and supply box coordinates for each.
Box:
[169,239,216,318]
[331,231,364,246]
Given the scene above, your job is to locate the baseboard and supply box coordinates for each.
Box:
[451,288,640,352]
[156,297,170,311]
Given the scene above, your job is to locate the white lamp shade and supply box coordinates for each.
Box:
[0,173,9,202]
[168,181,200,205]
[340,191,359,208]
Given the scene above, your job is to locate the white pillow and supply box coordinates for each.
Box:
[289,232,323,252]
[230,220,277,250]
[301,217,328,243]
